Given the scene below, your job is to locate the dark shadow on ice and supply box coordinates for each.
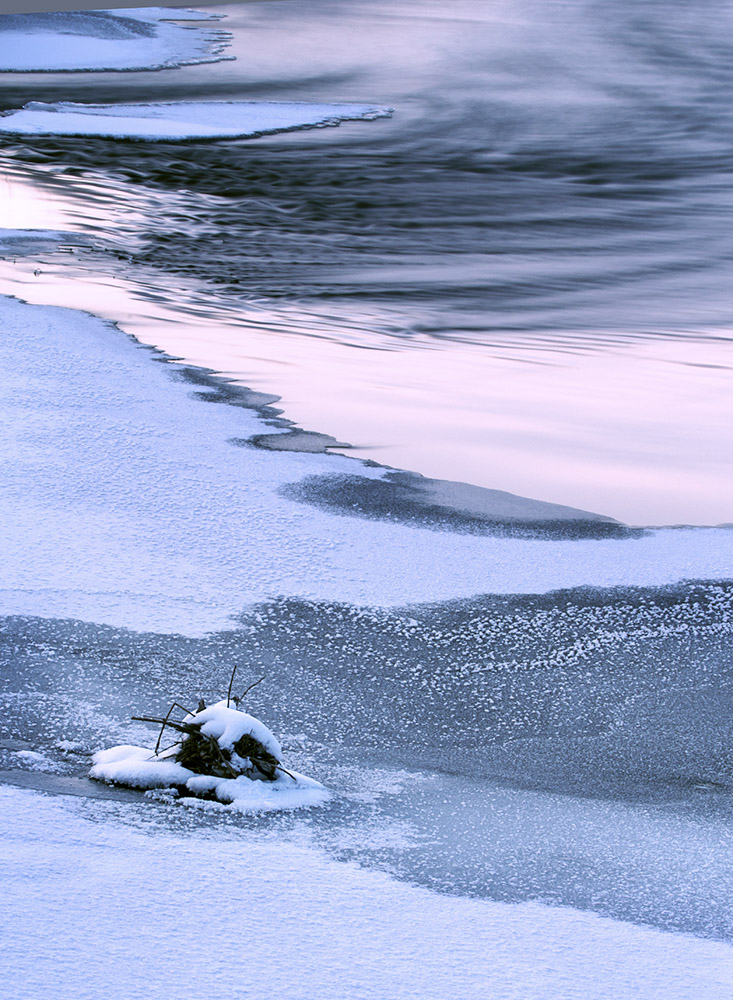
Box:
[281,471,644,540]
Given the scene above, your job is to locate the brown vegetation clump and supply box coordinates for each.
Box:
[132,669,287,784]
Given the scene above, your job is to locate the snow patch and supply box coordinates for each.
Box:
[13,750,57,771]
[2,785,731,1000]
[0,100,393,142]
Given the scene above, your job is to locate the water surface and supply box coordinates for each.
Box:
[1,0,732,522]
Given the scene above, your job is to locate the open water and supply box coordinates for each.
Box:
[1,0,732,523]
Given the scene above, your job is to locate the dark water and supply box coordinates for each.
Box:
[1,0,732,522]
[4,0,733,335]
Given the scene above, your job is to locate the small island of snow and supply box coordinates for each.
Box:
[90,699,329,814]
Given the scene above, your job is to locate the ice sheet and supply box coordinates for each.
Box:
[0,100,393,142]
[1,785,730,1000]
[0,294,731,636]
[0,8,230,73]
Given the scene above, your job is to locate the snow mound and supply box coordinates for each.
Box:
[0,100,393,142]
[0,8,231,73]
[183,700,283,762]
[90,703,329,813]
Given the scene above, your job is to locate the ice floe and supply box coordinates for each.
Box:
[0,293,732,636]
[0,100,393,142]
[0,8,230,73]
[0,228,82,255]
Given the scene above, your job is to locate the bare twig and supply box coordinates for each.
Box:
[154,703,178,756]
[226,664,238,708]
[237,674,266,704]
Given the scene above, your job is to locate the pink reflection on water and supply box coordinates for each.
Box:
[1,247,730,527]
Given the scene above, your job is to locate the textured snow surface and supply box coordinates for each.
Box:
[2,786,731,1000]
[0,100,394,141]
[0,294,732,636]
[0,8,230,73]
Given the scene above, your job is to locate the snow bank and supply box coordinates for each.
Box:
[0,293,731,636]
[0,8,231,73]
[2,785,731,1000]
[0,100,393,142]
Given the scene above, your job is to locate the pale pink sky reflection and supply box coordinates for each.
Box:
[1,253,730,527]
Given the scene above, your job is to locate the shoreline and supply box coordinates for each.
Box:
[1,226,731,530]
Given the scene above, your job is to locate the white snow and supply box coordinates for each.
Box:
[90,744,329,813]
[90,745,194,789]
[183,700,283,761]
[12,750,57,771]
[90,702,328,812]
[1,784,730,1000]
[0,100,393,142]
[0,293,731,636]
[0,8,230,73]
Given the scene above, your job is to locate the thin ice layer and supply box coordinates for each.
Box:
[0,294,732,636]
[0,100,393,142]
[1,786,730,1000]
[0,8,230,73]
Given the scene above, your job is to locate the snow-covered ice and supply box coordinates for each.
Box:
[1,297,733,627]
[0,8,230,73]
[0,100,394,142]
[1,785,730,1000]
[0,293,731,636]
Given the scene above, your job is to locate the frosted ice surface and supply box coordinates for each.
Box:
[0,100,393,142]
[1,785,731,1000]
[0,294,732,636]
[0,8,231,73]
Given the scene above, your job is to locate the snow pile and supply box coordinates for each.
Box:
[0,8,231,73]
[0,100,393,142]
[90,700,329,813]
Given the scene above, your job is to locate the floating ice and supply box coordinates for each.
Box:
[0,8,231,73]
[0,229,82,256]
[0,100,393,142]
